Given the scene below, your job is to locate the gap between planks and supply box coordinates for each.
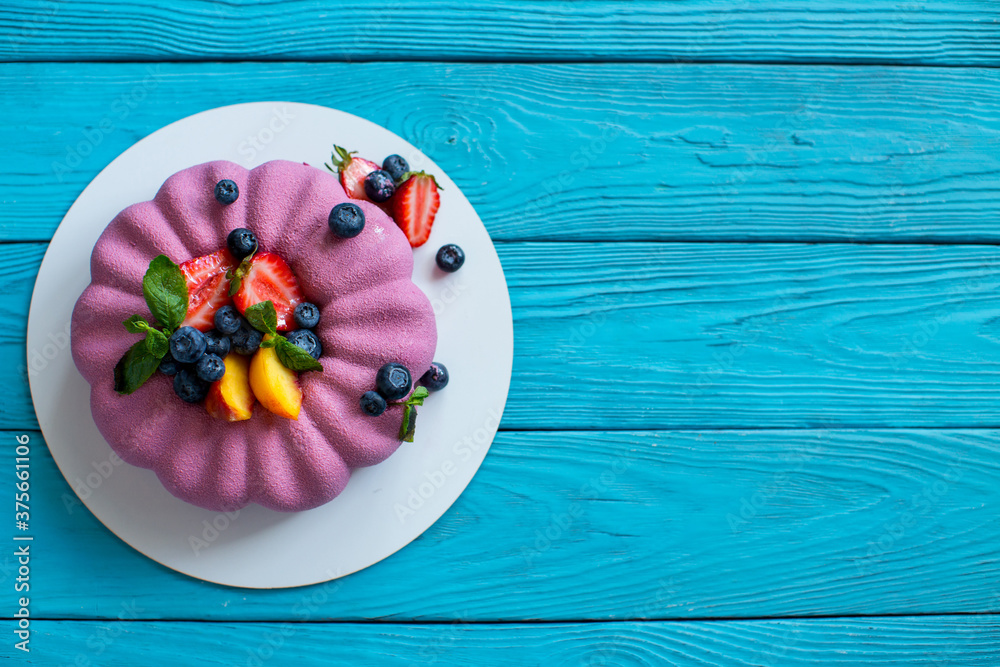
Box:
[5,611,999,625]
[10,427,1000,434]
[8,239,1000,247]
[2,58,1000,69]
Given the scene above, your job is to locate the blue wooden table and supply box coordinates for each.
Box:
[3,1,1000,664]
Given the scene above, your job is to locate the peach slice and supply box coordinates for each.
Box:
[248,339,302,420]
[205,353,255,422]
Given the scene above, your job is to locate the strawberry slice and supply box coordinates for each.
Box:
[392,172,441,248]
[179,249,237,331]
[326,144,379,201]
[231,252,304,331]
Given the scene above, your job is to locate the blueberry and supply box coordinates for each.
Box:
[173,368,210,403]
[159,351,179,376]
[204,329,231,358]
[436,244,465,273]
[375,362,412,401]
[382,154,409,182]
[364,170,396,203]
[420,362,449,391]
[169,326,207,364]
[286,329,322,359]
[195,353,226,382]
[293,302,320,329]
[360,390,387,417]
[231,319,263,356]
[328,202,365,239]
[214,179,239,205]
[214,305,241,335]
[227,227,258,261]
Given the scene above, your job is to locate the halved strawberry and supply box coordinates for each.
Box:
[231,252,304,331]
[326,144,379,200]
[392,172,441,248]
[179,248,236,293]
[183,273,232,331]
[179,249,237,331]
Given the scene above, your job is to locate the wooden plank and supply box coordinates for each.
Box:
[503,241,1000,430]
[12,241,1000,431]
[17,428,1000,620]
[3,62,1000,243]
[21,616,1000,665]
[0,243,42,431]
[2,0,998,65]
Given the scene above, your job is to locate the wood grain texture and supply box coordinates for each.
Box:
[12,241,1000,431]
[503,241,1000,429]
[15,428,1000,620]
[0,243,43,430]
[2,1,999,65]
[5,6,1000,645]
[21,616,1000,665]
[3,62,1000,243]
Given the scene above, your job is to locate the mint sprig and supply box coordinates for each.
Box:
[245,300,323,372]
[142,255,188,331]
[398,386,429,442]
[114,255,188,395]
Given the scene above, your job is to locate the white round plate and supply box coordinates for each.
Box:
[27,102,513,588]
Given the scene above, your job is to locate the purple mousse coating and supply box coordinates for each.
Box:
[71,160,437,512]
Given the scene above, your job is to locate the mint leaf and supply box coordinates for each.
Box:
[409,386,430,404]
[144,328,169,358]
[123,314,168,357]
[113,340,162,395]
[259,337,279,349]
[396,387,429,441]
[142,255,187,332]
[275,338,323,372]
[399,405,418,442]
[245,300,278,336]
[123,314,151,334]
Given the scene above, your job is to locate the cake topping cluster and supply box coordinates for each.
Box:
[325,146,449,250]
[325,147,467,275]
[357,360,449,442]
[114,222,324,422]
[114,164,455,443]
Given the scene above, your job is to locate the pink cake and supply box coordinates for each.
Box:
[71,160,437,512]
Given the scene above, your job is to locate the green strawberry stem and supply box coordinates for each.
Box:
[324,144,356,174]
[396,171,443,191]
[225,248,257,297]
